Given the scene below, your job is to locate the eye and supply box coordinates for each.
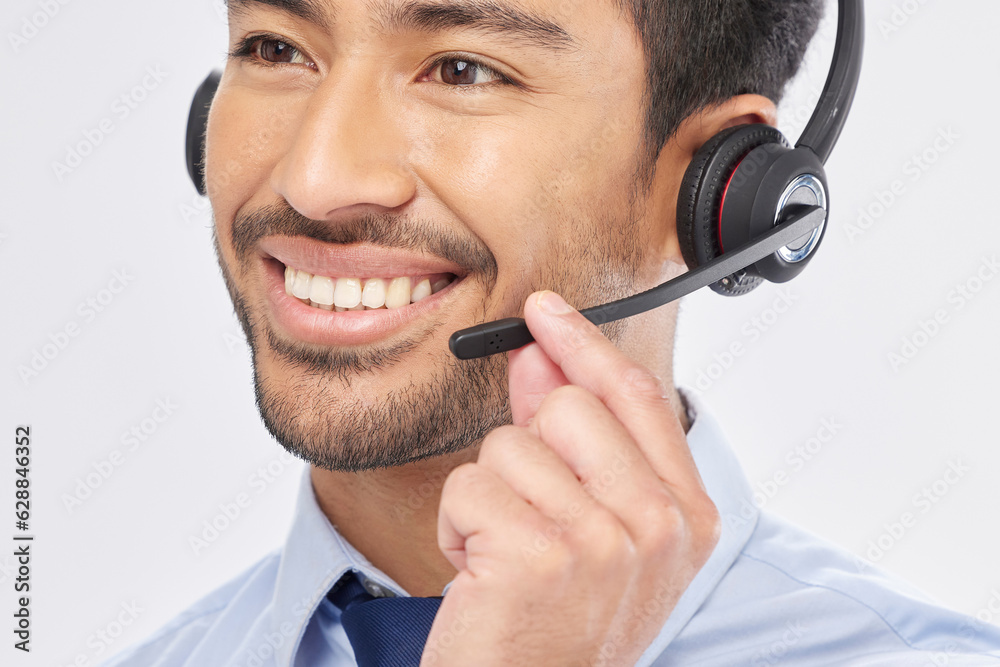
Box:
[230,34,315,69]
[257,39,304,64]
[424,55,515,88]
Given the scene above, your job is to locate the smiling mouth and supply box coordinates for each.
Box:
[256,235,473,347]
[282,263,458,312]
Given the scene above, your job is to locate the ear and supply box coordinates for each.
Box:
[646,94,778,267]
[674,94,778,156]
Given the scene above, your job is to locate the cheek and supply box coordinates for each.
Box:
[401,106,636,287]
[403,111,544,276]
[205,84,303,238]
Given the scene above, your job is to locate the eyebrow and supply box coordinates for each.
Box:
[227,0,577,51]
[376,0,576,51]
[227,0,332,30]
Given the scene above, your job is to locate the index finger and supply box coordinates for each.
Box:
[521,290,700,490]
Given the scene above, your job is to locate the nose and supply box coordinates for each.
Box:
[270,73,416,221]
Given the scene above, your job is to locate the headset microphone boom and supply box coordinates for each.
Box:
[184,0,864,361]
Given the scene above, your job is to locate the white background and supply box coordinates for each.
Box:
[2,0,999,665]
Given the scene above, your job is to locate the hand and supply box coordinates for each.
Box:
[421,291,721,667]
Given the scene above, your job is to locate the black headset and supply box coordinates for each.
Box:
[186,0,864,360]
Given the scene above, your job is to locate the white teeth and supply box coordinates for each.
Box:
[411,278,432,302]
[385,277,412,309]
[333,277,362,309]
[282,265,455,311]
[362,278,387,309]
[309,276,335,306]
[291,270,312,300]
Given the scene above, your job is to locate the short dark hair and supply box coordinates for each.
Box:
[616,0,825,191]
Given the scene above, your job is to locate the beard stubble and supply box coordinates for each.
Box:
[214,195,644,473]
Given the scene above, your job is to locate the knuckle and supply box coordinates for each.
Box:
[535,386,600,432]
[441,462,483,500]
[483,424,526,444]
[533,539,575,582]
[555,320,594,355]
[572,510,631,566]
[638,500,686,555]
[620,366,668,403]
[478,425,528,465]
[544,384,594,411]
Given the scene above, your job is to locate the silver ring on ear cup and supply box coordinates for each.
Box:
[719,141,828,284]
[774,174,827,263]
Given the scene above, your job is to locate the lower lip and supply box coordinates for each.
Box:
[261,257,460,347]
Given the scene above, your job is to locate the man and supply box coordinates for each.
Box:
[106,0,1000,664]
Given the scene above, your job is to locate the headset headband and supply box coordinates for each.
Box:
[797,0,864,163]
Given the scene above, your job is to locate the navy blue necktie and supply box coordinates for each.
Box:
[328,571,443,667]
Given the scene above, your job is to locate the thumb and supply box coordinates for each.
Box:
[508,340,569,429]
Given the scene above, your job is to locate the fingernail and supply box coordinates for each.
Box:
[536,291,573,315]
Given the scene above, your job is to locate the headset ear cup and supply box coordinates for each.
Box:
[676,124,789,296]
[185,70,222,196]
[677,126,741,275]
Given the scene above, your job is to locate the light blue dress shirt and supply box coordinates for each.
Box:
[104,390,1000,666]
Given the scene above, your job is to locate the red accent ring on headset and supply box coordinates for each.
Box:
[717,154,749,254]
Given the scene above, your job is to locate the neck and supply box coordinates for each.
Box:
[310,447,478,597]
[309,385,690,598]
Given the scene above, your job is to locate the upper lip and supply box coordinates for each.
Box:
[258,236,466,279]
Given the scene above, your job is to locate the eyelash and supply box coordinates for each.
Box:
[228,34,518,89]
[423,53,516,89]
[229,33,315,69]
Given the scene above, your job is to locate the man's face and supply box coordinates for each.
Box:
[207,0,673,471]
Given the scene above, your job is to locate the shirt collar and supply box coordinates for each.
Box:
[273,386,759,667]
[273,466,412,666]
